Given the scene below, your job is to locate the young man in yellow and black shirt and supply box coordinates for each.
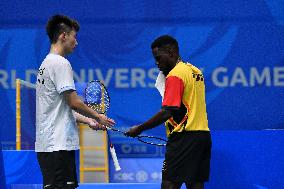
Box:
[126,35,211,189]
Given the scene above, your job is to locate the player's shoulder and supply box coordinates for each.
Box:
[168,61,204,82]
[46,54,70,63]
[169,61,191,76]
[178,62,203,75]
[186,63,202,74]
[43,54,71,68]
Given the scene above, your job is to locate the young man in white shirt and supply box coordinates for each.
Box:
[36,15,115,189]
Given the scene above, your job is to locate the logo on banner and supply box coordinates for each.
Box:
[136,171,148,182]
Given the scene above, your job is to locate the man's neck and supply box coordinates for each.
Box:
[50,44,65,57]
[165,58,182,76]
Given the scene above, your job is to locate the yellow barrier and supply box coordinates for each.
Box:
[16,79,21,150]
[79,124,109,183]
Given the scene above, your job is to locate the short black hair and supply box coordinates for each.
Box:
[46,15,80,43]
[151,35,179,54]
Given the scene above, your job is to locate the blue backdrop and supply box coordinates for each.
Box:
[0,1,283,152]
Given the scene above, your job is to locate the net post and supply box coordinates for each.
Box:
[16,79,21,150]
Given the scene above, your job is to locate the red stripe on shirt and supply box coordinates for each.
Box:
[162,76,184,108]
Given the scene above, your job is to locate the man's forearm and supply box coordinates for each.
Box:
[73,111,92,124]
[68,94,100,120]
[138,109,172,132]
[73,100,99,119]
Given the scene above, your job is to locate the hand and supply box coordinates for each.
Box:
[87,119,107,131]
[125,125,143,137]
[96,114,115,128]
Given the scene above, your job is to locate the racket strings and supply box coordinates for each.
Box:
[85,81,110,113]
[87,103,109,114]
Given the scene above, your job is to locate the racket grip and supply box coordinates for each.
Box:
[106,126,111,130]
[110,146,121,171]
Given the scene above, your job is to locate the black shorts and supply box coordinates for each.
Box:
[162,131,212,183]
[37,150,78,189]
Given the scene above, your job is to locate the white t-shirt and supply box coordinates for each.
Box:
[35,53,79,152]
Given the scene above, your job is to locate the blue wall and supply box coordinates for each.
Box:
[0,1,284,148]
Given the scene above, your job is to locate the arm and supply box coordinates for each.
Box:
[73,111,107,130]
[126,75,184,137]
[63,90,115,127]
[74,111,93,124]
[125,109,172,137]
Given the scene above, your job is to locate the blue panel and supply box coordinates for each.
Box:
[78,183,165,189]
[209,130,284,189]
[3,151,42,184]
[0,143,6,188]
[3,150,80,186]
[109,131,284,188]
[9,183,169,189]
[2,131,284,188]
[112,141,164,158]
[10,184,42,189]
[0,0,281,26]
[109,158,163,183]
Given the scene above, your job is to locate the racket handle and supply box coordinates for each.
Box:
[110,146,121,171]
[106,126,111,130]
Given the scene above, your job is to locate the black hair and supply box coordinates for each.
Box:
[46,15,80,43]
[151,35,179,54]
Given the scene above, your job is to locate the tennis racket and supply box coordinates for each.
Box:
[84,80,121,171]
[85,80,167,146]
